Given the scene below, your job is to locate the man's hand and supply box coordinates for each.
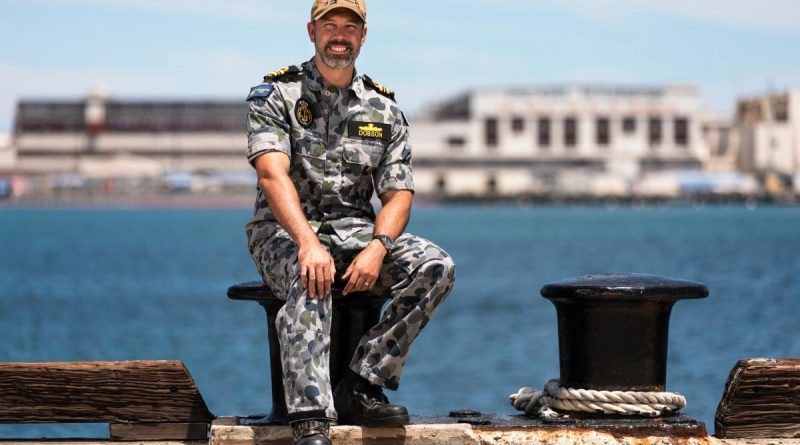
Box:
[254,153,336,299]
[342,241,387,295]
[298,241,336,299]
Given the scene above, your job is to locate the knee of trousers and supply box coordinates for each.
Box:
[416,254,457,288]
[275,280,332,336]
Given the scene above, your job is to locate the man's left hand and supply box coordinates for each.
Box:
[342,240,387,294]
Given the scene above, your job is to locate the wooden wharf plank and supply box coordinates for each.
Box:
[0,360,213,440]
[715,358,800,439]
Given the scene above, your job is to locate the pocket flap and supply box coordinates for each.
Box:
[343,141,383,167]
[295,136,327,159]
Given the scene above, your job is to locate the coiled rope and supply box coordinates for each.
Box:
[509,379,686,420]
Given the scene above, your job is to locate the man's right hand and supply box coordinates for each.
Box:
[254,153,336,300]
[298,241,336,299]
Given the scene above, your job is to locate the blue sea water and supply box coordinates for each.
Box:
[0,205,799,438]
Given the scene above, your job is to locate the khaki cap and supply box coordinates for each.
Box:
[311,0,367,23]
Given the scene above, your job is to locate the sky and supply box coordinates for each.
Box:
[1,0,799,133]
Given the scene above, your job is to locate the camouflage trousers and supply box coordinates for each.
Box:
[250,224,456,422]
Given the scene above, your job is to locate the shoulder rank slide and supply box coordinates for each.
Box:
[264,65,302,81]
[363,75,396,101]
[246,84,274,101]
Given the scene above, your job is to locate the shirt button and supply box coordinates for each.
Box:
[325,91,331,96]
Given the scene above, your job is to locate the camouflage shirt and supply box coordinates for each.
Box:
[245,58,414,247]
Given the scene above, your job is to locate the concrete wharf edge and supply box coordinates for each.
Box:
[0,421,798,445]
[209,417,800,445]
[0,442,206,445]
[0,438,799,445]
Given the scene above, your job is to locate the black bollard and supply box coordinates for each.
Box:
[228,282,387,424]
[541,273,708,392]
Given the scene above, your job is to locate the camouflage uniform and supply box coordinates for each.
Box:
[245,59,456,423]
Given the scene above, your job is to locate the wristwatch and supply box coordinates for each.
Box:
[372,234,394,252]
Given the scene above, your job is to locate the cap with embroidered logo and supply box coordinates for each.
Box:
[311,0,367,23]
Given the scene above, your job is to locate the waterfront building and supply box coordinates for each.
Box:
[0,133,14,172]
[701,115,740,173]
[409,85,710,197]
[8,84,772,198]
[12,87,249,175]
[734,88,800,188]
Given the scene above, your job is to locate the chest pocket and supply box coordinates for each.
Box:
[293,132,327,159]
[343,139,383,171]
[291,133,327,184]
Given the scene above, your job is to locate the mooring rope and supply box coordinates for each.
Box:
[509,379,687,419]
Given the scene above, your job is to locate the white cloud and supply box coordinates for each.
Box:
[555,0,800,33]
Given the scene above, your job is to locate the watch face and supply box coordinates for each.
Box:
[375,235,392,250]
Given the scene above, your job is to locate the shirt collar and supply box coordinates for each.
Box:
[351,73,366,99]
[303,57,365,99]
[302,58,325,93]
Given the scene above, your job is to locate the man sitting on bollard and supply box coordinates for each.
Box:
[244,1,457,444]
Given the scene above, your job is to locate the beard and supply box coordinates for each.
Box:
[316,38,361,70]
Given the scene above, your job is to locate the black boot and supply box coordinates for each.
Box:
[290,419,331,445]
[333,370,410,427]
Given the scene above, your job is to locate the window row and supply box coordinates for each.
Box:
[484,116,691,149]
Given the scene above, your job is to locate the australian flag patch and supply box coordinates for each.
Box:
[246,84,274,101]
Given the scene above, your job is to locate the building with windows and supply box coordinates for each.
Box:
[10,84,775,199]
[0,133,13,171]
[12,88,248,175]
[409,85,710,197]
[734,88,800,182]
[701,115,740,174]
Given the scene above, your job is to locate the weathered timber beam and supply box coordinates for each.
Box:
[0,361,213,424]
[715,358,800,439]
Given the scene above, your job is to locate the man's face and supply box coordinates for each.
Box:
[308,9,367,70]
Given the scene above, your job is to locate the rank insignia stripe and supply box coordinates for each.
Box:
[362,75,396,101]
[246,84,274,101]
[295,98,315,128]
[348,121,391,142]
[264,65,301,80]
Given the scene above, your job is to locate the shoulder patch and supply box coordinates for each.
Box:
[246,84,274,102]
[363,75,396,101]
[264,65,302,81]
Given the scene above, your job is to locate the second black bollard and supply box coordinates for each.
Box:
[541,273,708,392]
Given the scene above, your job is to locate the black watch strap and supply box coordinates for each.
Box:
[372,234,393,252]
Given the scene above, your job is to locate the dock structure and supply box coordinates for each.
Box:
[1,422,800,445]
[0,361,212,442]
[716,359,800,439]
[209,417,800,445]
[1,274,798,445]
[0,358,797,445]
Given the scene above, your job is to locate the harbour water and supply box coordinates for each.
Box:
[1,205,799,438]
